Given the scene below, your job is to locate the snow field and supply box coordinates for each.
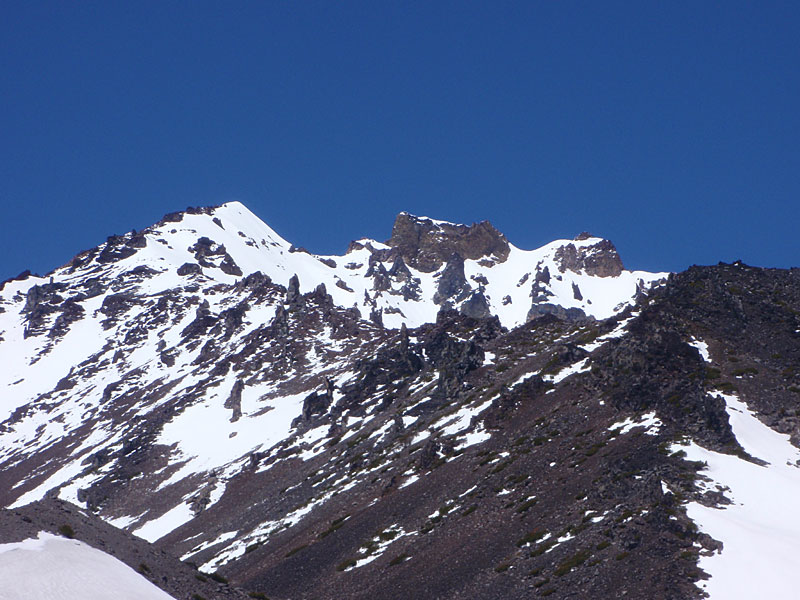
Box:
[677,391,800,599]
[0,532,176,600]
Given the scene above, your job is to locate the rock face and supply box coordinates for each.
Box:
[459,289,491,319]
[225,380,244,422]
[286,274,302,309]
[97,232,146,264]
[526,302,589,322]
[433,253,470,305]
[177,262,201,276]
[554,237,624,277]
[387,213,511,272]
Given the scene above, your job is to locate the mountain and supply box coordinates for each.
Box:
[0,202,798,599]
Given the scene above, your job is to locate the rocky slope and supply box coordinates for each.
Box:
[0,203,798,599]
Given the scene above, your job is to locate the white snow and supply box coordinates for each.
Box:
[544,358,591,385]
[579,315,636,352]
[155,384,307,488]
[463,242,666,329]
[677,392,800,599]
[410,429,432,446]
[547,531,575,552]
[134,502,196,543]
[399,473,421,489]
[609,411,662,436]
[402,415,418,428]
[689,338,711,362]
[0,532,176,599]
[180,530,238,561]
[459,485,478,497]
[455,427,491,450]
[437,398,494,437]
[346,525,412,570]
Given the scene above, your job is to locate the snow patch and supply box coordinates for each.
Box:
[609,411,662,436]
[0,532,176,599]
[689,338,711,362]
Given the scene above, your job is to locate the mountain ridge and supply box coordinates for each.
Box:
[1,202,798,599]
[1,201,667,331]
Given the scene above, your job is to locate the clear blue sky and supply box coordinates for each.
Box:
[2,1,798,280]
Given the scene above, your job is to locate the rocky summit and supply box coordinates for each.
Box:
[0,202,799,599]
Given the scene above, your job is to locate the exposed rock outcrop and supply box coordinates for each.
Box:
[553,238,623,277]
[459,289,491,319]
[387,213,510,272]
[433,253,471,305]
[527,302,590,322]
[177,262,202,276]
[225,380,244,422]
[286,274,302,309]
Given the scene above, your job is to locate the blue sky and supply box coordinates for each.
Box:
[1,1,798,280]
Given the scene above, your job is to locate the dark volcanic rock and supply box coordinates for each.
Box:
[366,255,392,292]
[535,264,551,285]
[6,205,800,600]
[459,289,491,319]
[180,300,217,340]
[225,380,244,422]
[387,212,510,272]
[177,262,202,276]
[97,234,139,264]
[369,307,384,327]
[319,257,337,268]
[48,299,85,339]
[99,293,138,330]
[388,256,412,281]
[527,301,589,322]
[220,253,243,276]
[286,274,302,309]
[554,238,624,277]
[189,236,228,268]
[433,253,470,305]
[22,281,65,314]
[298,379,335,424]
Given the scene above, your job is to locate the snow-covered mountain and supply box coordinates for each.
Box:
[1,201,664,330]
[0,203,664,525]
[1,202,798,600]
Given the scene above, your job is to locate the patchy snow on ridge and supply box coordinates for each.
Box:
[544,358,591,385]
[609,411,662,436]
[464,242,666,329]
